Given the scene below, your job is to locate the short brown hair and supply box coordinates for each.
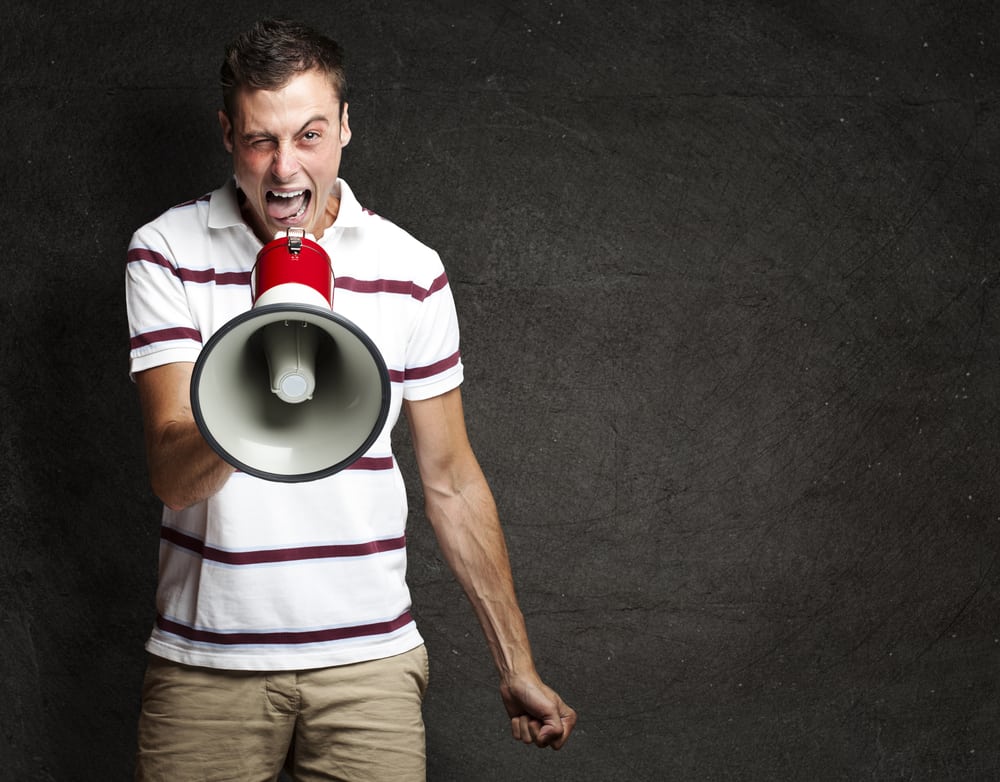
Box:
[220,18,347,117]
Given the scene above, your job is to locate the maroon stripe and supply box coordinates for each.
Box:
[335,271,449,302]
[218,271,251,286]
[130,326,203,349]
[346,456,395,471]
[128,247,250,287]
[176,268,251,286]
[336,277,414,295]
[127,246,171,269]
[425,271,449,296]
[406,351,461,381]
[156,610,414,646]
[161,526,406,565]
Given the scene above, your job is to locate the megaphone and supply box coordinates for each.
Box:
[190,228,390,482]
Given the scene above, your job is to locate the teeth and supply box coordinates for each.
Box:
[270,190,305,199]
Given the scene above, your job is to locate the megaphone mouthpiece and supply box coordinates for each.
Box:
[262,320,319,404]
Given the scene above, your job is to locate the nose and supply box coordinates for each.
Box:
[272,143,300,180]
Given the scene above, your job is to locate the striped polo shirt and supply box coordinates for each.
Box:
[125,178,463,670]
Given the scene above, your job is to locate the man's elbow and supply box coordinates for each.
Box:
[150,476,190,512]
[147,461,203,511]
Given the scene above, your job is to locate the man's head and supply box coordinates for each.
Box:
[218,19,351,241]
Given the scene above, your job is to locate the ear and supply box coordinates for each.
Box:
[339,103,352,148]
[218,110,235,153]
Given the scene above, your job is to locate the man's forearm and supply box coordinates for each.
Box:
[137,362,235,510]
[424,474,538,680]
[146,420,235,510]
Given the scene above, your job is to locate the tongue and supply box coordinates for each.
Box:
[267,192,308,221]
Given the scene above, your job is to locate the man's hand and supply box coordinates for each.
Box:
[500,673,577,750]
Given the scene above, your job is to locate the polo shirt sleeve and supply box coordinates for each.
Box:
[402,258,464,402]
[125,225,203,378]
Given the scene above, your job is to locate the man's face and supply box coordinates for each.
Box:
[219,69,351,241]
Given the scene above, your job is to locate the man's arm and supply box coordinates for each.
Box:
[404,387,576,749]
[135,362,236,510]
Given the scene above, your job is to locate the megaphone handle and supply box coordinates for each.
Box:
[249,259,258,305]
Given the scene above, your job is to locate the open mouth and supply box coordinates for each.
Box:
[266,189,311,224]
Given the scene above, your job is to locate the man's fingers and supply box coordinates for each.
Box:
[510,715,532,744]
[511,714,573,749]
[540,705,577,750]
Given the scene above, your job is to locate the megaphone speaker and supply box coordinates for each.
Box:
[191,229,390,482]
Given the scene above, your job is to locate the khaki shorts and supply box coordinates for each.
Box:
[135,645,429,782]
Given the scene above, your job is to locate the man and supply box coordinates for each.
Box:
[125,17,575,781]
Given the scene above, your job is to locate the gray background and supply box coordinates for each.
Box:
[2,1,999,779]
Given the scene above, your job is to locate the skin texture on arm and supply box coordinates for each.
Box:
[135,362,236,510]
[404,387,577,749]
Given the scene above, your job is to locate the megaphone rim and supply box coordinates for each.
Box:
[190,302,392,483]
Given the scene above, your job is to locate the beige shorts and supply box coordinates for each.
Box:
[135,645,429,782]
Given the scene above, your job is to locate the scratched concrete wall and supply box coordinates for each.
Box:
[2,1,999,779]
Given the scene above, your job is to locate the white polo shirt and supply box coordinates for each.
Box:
[126,179,463,670]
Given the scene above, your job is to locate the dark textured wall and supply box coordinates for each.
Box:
[2,1,1000,779]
